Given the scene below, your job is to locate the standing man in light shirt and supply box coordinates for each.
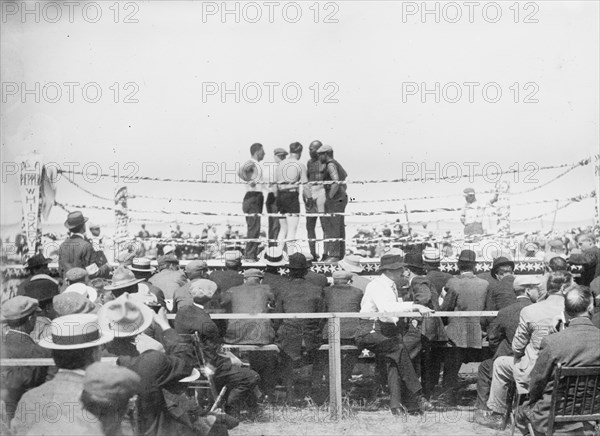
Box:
[355,253,434,416]
[274,142,309,254]
[238,143,266,262]
[265,148,288,247]
[305,140,327,261]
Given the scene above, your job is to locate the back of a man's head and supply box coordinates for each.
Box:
[564,285,593,318]
[547,271,572,294]
[52,347,99,370]
[548,256,568,272]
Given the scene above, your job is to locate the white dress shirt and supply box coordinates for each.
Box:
[360,274,414,324]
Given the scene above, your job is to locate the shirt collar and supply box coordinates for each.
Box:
[516,295,530,301]
[6,329,32,338]
[71,233,86,239]
[58,368,86,376]
[566,316,594,327]
[30,274,59,284]
[460,271,475,277]
[193,303,204,309]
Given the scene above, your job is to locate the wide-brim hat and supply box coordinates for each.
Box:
[24,253,52,270]
[38,314,112,350]
[64,283,98,303]
[457,250,477,263]
[98,293,154,338]
[64,211,88,230]
[105,266,144,291]
[491,256,515,278]
[259,247,288,267]
[378,254,405,271]
[404,251,425,269]
[128,258,156,274]
[338,255,363,273]
[287,253,310,269]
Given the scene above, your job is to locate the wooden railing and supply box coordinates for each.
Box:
[1,311,497,420]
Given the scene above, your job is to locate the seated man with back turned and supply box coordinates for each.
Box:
[175,280,260,417]
[485,271,572,421]
[516,286,600,435]
[222,268,278,400]
[355,253,434,416]
[313,270,363,396]
[474,275,540,429]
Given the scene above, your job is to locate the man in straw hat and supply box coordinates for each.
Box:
[58,211,97,279]
[422,247,452,298]
[274,253,325,402]
[355,253,434,416]
[11,313,113,435]
[128,257,166,308]
[260,246,289,299]
[338,254,371,292]
[175,279,261,418]
[1,296,52,422]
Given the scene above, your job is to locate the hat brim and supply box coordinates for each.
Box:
[38,330,113,350]
[98,301,154,338]
[104,278,145,291]
[491,260,515,276]
[180,368,201,382]
[63,286,98,304]
[259,253,288,267]
[128,266,157,273]
[64,217,89,230]
[337,260,362,273]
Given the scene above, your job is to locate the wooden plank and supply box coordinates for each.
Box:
[167,311,498,320]
[328,316,343,421]
[0,357,118,366]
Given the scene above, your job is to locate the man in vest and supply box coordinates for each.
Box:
[317,145,348,262]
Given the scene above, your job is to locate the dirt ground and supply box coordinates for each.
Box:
[230,363,512,436]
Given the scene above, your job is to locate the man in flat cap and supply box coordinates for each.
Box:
[148,254,186,303]
[474,275,540,428]
[209,251,244,310]
[0,296,52,422]
[222,268,278,399]
[460,188,498,236]
[486,271,569,424]
[313,270,363,395]
[175,280,261,418]
[172,259,211,312]
[317,144,349,262]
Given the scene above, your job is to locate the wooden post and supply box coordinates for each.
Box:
[327,316,342,421]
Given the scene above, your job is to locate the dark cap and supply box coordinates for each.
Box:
[24,253,52,270]
[378,254,405,271]
[288,253,310,269]
[83,362,141,404]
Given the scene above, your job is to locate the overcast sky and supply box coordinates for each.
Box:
[1,1,598,237]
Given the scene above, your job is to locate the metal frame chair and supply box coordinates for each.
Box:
[178,332,227,412]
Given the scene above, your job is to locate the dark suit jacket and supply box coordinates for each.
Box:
[1,330,51,407]
[305,271,329,289]
[321,284,362,339]
[525,317,600,435]
[58,234,94,278]
[426,269,452,295]
[275,277,324,359]
[222,283,275,345]
[208,269,244,311]
[488,297,531,357]
[174,305,231,373]
[485,275,517,311]
[262,271,290,300]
